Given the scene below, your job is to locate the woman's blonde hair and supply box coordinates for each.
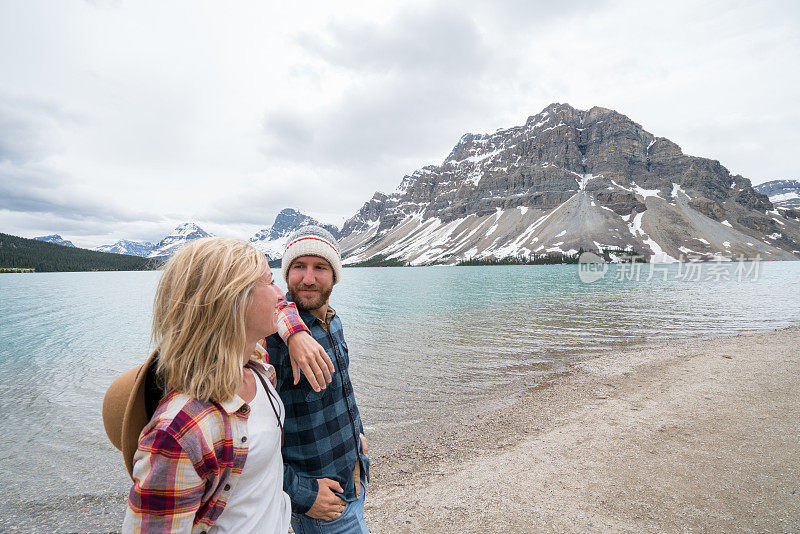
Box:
[152,237,267,403]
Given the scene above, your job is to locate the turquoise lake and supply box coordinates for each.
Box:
[0,261,799,517]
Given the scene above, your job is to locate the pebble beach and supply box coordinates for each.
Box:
[364,325,800,533]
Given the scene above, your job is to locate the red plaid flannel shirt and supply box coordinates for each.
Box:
[123,301,308,533]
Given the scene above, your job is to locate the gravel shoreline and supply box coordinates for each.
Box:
[5,326,798,533]
[364,325,800,533]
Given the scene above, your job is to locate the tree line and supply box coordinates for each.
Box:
[457,251,581,266]
[0,233,158,272]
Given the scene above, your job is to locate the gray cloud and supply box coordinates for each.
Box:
[263,3,508,197]
[297,6,488,76]
[83,0,122,8]
[0,94,128,224]
[0,167,163,224]
[263,0,612,193]
[199,189,305,227]
[2,0,798,246]
[263,112,315,151]
[679,111,800,183]
[264,76,491,165]
[0,92,174,239]
[0,95,68,165]
[194,169,362,230]
[459,0,607,33]
[0,206,180,249]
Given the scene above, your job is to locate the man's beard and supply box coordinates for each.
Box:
[288,282,333,312]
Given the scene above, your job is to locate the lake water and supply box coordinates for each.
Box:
[1,261,799,528]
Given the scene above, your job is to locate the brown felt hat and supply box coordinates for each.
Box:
[102,349,159,478]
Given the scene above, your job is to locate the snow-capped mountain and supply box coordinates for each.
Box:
[148,223,213,259]
[339,103,800,264]
[94,240,155,257]
[249,208,339,261]
[34,234,76,248]
[754,180,800,208]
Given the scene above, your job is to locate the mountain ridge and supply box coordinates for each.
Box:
[33,234,76,248]
[94,240,154,257]
[337,103,800,264]
[148,223,214,259]
[42,208,335,261]
[24,105,800,266]
[754,179,800,209]
[249,208,339,261]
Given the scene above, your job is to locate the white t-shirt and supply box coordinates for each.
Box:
[211,370,290,534]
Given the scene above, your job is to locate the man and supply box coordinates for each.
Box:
[265,225,370,534]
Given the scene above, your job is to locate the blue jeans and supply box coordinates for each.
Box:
[290,483,369,534]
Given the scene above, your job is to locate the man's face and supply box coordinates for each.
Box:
[287,255,334,312]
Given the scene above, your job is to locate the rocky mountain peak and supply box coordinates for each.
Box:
[337,103,800,265]
[172,222,208,238]
[585,105,614,122]
[249,208,339,260]
[148,223,212,259]
[251,208,338,242]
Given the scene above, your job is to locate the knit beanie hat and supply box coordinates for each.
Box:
[282,225,342,284]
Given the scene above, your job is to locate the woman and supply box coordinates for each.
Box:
[122,237,296,533]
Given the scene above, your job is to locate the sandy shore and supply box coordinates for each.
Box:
[364,326,800,533]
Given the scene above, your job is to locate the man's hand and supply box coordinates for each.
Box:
[287,331,335,392]
[306,478,346,521]
[360,433,369,457]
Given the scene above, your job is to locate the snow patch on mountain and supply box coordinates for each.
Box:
[94,240,154,257]
[34,235,75,248]
[771,192,800,203]
[149,223,213,259]
[579,173,599,191]
[753,179,800,208]
[632,183,662,200]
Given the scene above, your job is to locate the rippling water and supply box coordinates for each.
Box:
[0,262,798,511]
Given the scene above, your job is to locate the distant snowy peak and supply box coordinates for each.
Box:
[94,240,154,257]
[249,208,339,261]
[252,208,334,241]
[249,235,286,261]
[148,223,213,259]
[34,234,75,247]
[754,179,800,208]
[172,222,210,238]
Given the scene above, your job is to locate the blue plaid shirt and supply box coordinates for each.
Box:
[265,302,370,515]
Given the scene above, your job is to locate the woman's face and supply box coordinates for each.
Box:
[244,267,280,342]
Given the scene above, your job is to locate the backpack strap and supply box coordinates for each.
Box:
[245,362,284,446]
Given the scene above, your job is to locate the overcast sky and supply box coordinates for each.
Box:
[1,0,798,247]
